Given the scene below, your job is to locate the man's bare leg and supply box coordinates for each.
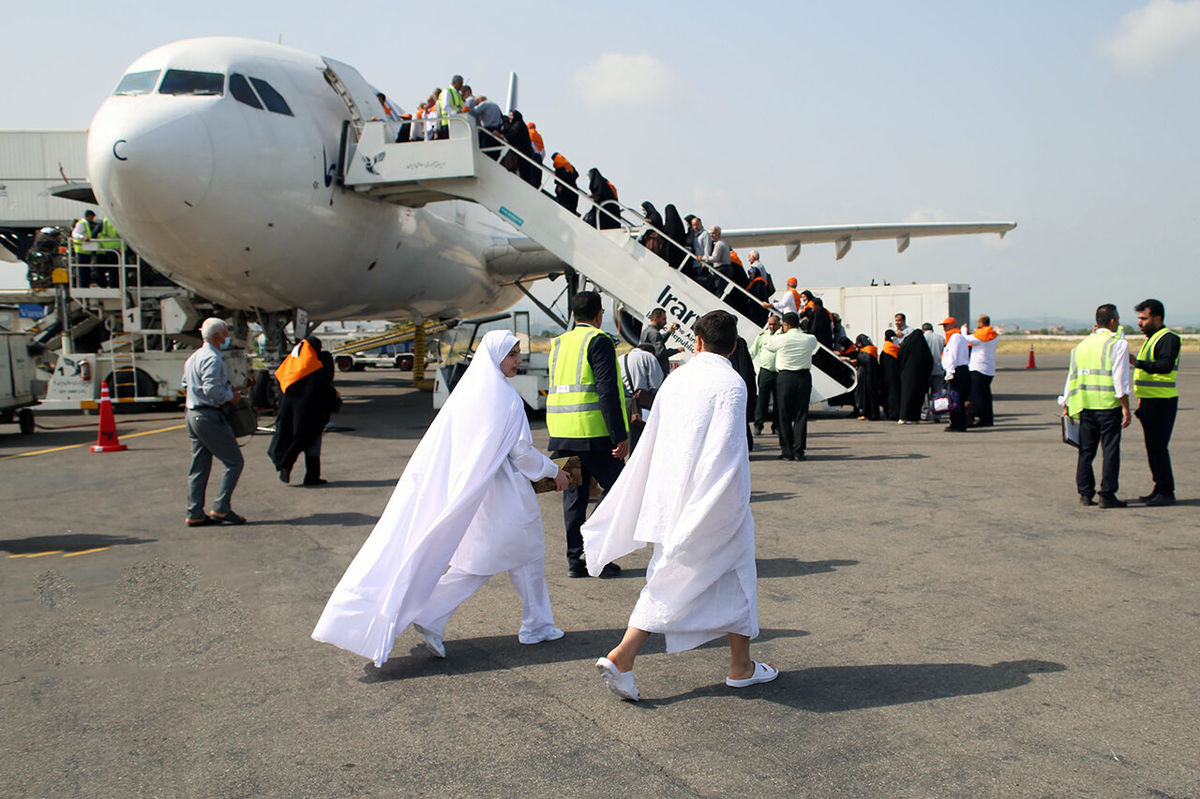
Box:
[728,633,755,680]
[605,627,650,673]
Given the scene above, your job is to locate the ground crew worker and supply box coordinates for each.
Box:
[547,291,628,579]
[750,314,781,435]
[1061,303,1131,508]
[435,75,465,139]
[71,209,96,287]
[1130,298,1180,506]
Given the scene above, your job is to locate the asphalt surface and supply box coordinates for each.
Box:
[1,354,1197,799]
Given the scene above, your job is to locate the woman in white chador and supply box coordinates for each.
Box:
[583,310,779,700]
[312,330,569,665]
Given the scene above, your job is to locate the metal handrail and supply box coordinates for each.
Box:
[475,126,769,317]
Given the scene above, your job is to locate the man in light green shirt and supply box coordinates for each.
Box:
[763,312,819,460]
[749,314,781,434]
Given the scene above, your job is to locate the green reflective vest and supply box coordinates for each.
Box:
[437,85,463,125]
[1066,328,1122,416]
[95,218,122,252]
[546,325,628,439]
[1133,326,1179,399]
[71,218,91,253]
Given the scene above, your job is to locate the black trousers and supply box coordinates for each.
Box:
[969,371,994,426]
[947,366,971,430]
[1137,396,1177,497]
[554,445,625,566]
[755,368,778,430]
[1077,407,1123,498]
[775,368,811,458]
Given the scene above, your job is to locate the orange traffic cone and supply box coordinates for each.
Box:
[90,383,127,452]
[1025,344,1037,369]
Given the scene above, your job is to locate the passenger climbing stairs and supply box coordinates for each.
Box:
[324,63,856,401]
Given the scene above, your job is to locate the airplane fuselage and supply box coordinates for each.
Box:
[87,38,544,321]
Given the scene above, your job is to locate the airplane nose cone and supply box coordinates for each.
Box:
[88,103,215,224]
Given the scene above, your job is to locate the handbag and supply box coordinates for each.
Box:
[223,397,258,437]
[931,389,958,414]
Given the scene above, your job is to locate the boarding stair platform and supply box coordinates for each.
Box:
[331,100,857,401]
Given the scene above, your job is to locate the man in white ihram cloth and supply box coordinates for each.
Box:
[312,330,569,665]
[584,310,779,701]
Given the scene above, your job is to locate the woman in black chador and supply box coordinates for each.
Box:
[582,168,621,229]
[270,338,341,485]
[898,328,934,423]
[879,329,902,421]
[501,110,541,188]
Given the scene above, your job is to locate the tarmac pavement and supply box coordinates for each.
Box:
[1,353,1197,798]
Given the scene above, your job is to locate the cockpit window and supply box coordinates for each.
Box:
[159,69,224,96]
[228,73,262,109]
[113,70,160,96]
[249,77,293,116]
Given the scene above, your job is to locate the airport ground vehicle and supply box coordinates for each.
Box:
[333,341,414,372]
[432,311,546,412]
[0,331,38,434]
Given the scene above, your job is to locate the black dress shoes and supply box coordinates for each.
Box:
[1079,494,1095,506]
[567,561,589,578]
[1098,495,1127,509]
[1144,494,1175,506]
[598,562,622,579]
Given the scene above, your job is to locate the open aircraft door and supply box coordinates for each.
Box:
[321,57,393,133]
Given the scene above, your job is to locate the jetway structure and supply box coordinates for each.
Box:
[335,112,858,402]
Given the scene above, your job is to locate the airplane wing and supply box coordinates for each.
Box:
[720,221,1016,262]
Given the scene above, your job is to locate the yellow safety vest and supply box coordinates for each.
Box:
[71,218,91,253]
[1066,328,1122,416]
[1133,326,1179,399]
[96,218,122,252]
[546,325,628,439]
[437,86,464,125]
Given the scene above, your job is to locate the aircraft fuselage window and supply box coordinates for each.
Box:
[249,77,293,116]
[159,69,224,96]
[113,70,160,96]
[229,73,263,109]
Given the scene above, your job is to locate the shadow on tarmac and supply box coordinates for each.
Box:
[755,558,858,578]
[750,490,798,503]
[641,659,1067,710]
[315,479,400,489]
[0,533,155,554]
[361,626,811,684]
[279,512,380,527]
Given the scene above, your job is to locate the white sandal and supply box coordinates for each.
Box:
[596,657,640,701]
[725,661,779,688]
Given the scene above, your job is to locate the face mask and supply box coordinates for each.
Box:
[220,337,231,351]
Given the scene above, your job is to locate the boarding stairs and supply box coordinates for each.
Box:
[335,111,856,402]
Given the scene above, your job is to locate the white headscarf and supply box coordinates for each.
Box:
[312,330,526,665]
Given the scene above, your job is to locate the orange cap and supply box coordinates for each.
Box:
[941,317,957,326]
[786,277,798,287]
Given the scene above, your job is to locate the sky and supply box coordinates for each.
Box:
[4,0,1198,326]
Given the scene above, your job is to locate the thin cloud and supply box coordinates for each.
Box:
[1102,0,1200,75]
[570,53,677,107]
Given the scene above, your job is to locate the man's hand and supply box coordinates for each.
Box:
[1121,407,1132,428]
[612,440,629,459]
[230,390,241,403]
[553,469,570,491]
[1128,351,1137,365]
[630,411,642,424]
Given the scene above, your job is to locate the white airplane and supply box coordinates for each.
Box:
[87,36,1014,336]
